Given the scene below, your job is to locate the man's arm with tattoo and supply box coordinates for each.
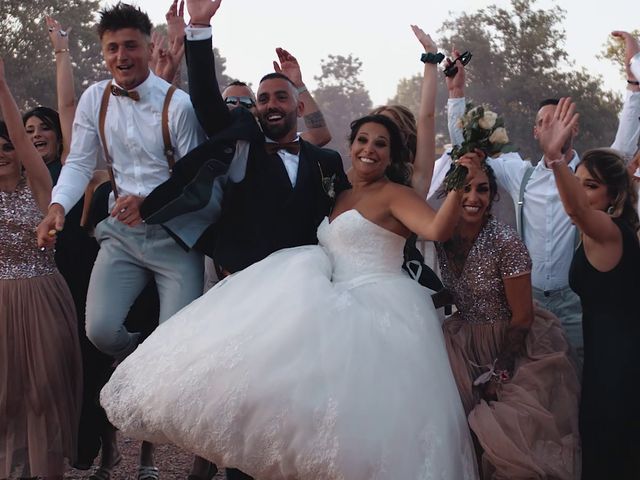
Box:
[273,47,332,147]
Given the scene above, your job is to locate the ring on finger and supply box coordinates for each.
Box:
[119,207,127,213]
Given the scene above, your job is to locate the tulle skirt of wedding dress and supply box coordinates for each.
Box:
[101,246,478,479]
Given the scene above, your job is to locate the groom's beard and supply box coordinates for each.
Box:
[258,108,298,141]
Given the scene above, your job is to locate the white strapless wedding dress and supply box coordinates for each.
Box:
[101,209,478,479]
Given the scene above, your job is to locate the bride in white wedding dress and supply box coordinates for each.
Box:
[101,24,479,480]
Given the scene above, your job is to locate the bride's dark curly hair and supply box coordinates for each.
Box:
[348,114,412,186]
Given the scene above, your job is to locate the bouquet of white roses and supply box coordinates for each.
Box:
[444,103,514,191]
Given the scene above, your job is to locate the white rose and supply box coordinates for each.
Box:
[489,127,509,145]
[478,111,498,130]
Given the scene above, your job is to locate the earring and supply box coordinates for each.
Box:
[607,205,614,215]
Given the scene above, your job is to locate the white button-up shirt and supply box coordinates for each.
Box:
[445,95,640,291]
[52,72,205,212]
[265,136,300,186]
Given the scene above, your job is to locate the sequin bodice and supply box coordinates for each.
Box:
[317,209,405,283]
[0,177,56,279]
[436,217,531,325]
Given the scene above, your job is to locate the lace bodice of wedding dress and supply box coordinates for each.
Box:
[317,209,405,283]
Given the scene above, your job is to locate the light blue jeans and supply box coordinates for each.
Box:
[533,285,583,361]
[86,216,203,360]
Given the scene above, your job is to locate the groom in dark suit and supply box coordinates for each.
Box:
[142,0,348,279]
[141,2,348,477]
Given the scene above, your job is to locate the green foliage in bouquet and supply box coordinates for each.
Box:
[444,103,516,191]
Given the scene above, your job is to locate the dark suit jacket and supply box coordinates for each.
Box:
[141,35,349,272]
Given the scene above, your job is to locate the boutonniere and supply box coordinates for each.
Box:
[317,162,336,199]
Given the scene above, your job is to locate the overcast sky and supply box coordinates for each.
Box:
[102,0,633,105]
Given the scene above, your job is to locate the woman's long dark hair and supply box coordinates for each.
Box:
[579,148,639,232]
[348,114,412,186]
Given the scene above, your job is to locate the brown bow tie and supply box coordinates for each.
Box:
[111,85,140,101]
[265,140,300,155]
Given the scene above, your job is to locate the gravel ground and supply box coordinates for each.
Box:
[64,436,226,480]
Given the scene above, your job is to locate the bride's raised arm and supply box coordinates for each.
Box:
[389,153,481,241]
[409,25,438,198]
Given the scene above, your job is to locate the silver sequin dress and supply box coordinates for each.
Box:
[0,177,81,478]
[436,216,581,479]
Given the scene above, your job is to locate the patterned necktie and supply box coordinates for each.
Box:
[265,140,300,155]
[111,84,140,101]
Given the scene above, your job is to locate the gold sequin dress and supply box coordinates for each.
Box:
[437,217,581,479]
[0,177,81,478]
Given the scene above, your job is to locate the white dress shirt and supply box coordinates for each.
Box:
[265,136,300,186]
[52,72,205,212]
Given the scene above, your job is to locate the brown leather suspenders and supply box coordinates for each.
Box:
[98,83,178,199]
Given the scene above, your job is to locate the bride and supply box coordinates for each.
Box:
[101,23,479,480]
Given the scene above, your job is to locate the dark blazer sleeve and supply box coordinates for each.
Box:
[185,35,232,136]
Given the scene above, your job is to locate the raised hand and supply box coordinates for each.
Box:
[46,16,71,52]
[445,47,466,95]
[186,0,222,25]
[537,97,579,163]
[611,31,640,82]
[153,34,185,83]
[273,48,303,86]
[166,0,186,45]
[410,25,436,53]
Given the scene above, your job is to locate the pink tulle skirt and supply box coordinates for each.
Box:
[0,272,82,478]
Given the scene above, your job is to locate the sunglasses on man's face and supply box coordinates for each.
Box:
[224,96,255,109]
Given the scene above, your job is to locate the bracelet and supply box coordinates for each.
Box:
[296,85,308,95]
[54,48,70,54]
[627,79,640,86]
[420,52,445,64]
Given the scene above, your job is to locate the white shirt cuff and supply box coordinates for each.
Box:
[185,25,212,41]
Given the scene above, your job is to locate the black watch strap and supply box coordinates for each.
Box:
[421,52,445,64]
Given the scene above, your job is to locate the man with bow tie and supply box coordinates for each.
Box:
[142,0,349,283]
[37,1,205,389]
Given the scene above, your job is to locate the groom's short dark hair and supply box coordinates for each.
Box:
[259,72,296,87]
[97,2,153,39]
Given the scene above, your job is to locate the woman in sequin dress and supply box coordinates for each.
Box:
[542,98,640,479]
[436,162,581,479]
[0,58,81,479]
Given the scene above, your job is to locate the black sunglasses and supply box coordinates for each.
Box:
[443,51,472,78]
[224,96,255,109]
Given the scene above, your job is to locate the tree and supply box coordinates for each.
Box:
[391,0,621,161]
[313,54,372,165]
[0,0,105,110]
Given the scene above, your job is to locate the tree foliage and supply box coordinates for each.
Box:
[0,0,105,110]
[313,54,372,165]
[392,0,621,161]
[598,29,640,78]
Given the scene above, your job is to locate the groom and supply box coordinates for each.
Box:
[141,4,347,477]
[142,0,348,278]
